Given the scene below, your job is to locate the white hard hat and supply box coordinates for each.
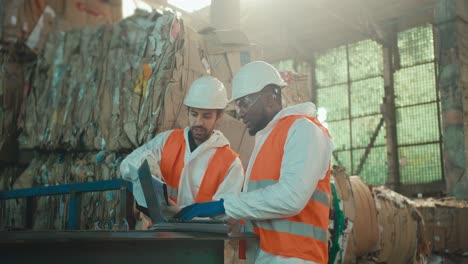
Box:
[183,76,228,109]
[230,61,287,102]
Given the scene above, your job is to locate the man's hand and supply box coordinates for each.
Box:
[174,199,225,221]
[163,199,181,218]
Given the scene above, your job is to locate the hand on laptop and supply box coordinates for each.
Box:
[174,199,225,221]
[163,199,181,218]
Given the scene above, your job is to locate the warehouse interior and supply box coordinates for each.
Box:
[1,0,468,263]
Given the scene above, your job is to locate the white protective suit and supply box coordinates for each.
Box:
[120,127,245,208]
[221,102,334,264]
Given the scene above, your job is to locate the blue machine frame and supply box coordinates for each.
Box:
[0,179,133,229]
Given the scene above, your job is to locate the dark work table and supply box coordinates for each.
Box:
[0,230,257,264]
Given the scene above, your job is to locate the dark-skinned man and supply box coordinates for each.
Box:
[176,61,333,264]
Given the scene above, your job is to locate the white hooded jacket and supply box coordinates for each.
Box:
[221,102,334,264]
[120,127,245,208]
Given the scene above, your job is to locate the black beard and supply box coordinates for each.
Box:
[191,126,209,142]
[248,116,270,136]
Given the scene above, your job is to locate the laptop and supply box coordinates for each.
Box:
[136,159,231,234]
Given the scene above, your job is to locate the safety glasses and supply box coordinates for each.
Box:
[234,93,262,115]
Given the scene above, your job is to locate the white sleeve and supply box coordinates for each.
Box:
[212,157,245,200]
[222,119,333,220]
[119,130,173,182]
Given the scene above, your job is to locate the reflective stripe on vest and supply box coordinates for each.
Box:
[248,180,330,207]
[253,218,328,243]
[256,226,329,263]
[166,185,178,201]
[247,115,331,263]
[160,129,239,203]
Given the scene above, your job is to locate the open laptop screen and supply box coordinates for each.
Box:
[135,160,230,233]
[137,159,169,223]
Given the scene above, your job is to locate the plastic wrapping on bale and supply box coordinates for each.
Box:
[330,166,356,264]
[347,176,379,257]
[364,186,429,264]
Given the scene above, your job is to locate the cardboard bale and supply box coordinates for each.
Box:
[280,71,312,107]
[1,0,120,53]
[0,166,24,191]
[18,11,256,163]
[18,0,66,36]
[364,187,428,263]
[347,176,379,257]
[18,12,177,151]
[200,29,264,99]
[332,166,355,222]
[201,29,250,55]
[217,114,254,167]
[0,0,4,39]
[154,20,207,134]
[64,0,121,28]
[0,198,27,230]
[24,5,57,53]
[0,151,126,230]
[1,0,24,43]
[2,0,60,44]
[0,54,24,162]
[33,194,69,229]
[0,167,24,230]
[414,197,468,255]
[344,230,357,264]
[0,156,43,230]
[17,30,66,149]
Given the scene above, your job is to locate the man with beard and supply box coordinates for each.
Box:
[120,76,244,216]
[175,62,334,264]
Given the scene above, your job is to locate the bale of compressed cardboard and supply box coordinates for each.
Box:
[1,0,121,49]
[365,186,427,263]
[0,56,23,162]
[414,197,468,255]
[17,11,255,164]
[346,176,379,257]
[0,151,125,230]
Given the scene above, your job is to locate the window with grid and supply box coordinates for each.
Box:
[395,25,443,184]
[316,40,387,185]
[316,24,443,185]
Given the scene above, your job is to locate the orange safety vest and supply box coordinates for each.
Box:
[159,129,239,203]
[247,115,331,263]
